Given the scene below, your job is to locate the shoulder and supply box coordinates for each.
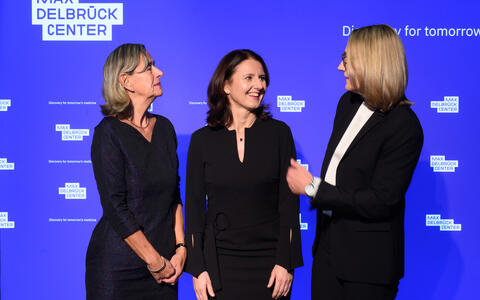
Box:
[187,126,219,155]
[94,116,118,136]
[258,118,292,134]
[388,104,422,129]
[337,91,361,111]
[91,117,122,149]
[189,125,217,148]
[256,118,294,146]
[385,104,423,139]
[191,124,224,139]
[152,114,175,132]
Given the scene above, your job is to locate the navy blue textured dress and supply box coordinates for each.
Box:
[86,115,181,300]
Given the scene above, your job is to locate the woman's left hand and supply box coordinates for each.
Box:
[267,264,293,299]
[162,247,187,285]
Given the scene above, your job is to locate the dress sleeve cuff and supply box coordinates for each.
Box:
[184,233,206,277]
[275,226,304,271]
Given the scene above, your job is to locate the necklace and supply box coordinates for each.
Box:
[128,116,150,130]
[238,118,256,142]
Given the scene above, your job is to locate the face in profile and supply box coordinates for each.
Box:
[338,50,356,92]
[224,58,267,112]
[125,51,164,99]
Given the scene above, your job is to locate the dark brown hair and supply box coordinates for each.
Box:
[207,49,272,127]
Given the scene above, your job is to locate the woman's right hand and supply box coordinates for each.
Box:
[148,257,176,284]
[193,271,215,300]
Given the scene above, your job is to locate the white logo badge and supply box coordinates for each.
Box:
[0,212,15,229]
[296,159,309,171]
[426,214,461,231]
[0,99,11,111]
[430,96,459,113]
[277,95,305,112]
[299,213,308,230]
[32,0,123,41]
[59,182,87,199]
[430,155,458,172]
[0,158,15,170]
[56,124,89,141]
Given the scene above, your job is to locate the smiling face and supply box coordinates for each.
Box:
[223,58,266,112]
[125,51,164,100]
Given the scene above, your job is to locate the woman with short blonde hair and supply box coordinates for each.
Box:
[287,24,423,300]
[86,43,186,300]
[100,44,149,118]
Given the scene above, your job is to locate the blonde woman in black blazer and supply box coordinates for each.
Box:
[287,24,423,300]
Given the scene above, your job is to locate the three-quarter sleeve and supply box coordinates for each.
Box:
[275,124,304,271]
[91,122,140,239]
[165,118,182,206]
[184,131,207,277]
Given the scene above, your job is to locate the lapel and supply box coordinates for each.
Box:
[321,94,361,177]
[342,110,385,159]
[321,93,387,178]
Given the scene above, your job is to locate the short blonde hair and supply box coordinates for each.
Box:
[101,43,149,118]
[347,24,411,112]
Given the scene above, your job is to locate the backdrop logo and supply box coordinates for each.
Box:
[56,124,89,141]
[188,100,207,105]
[297,159,309,171]
[299,213,308,230]
[430,96,459,113]
[0,212,15,229]
[0,158,15,170]
[277,95,305,112]
[32,0,123,41]
[426,214,461,231]
[430,155,458,172]
[0,99,11,111]
[59,182,86,199]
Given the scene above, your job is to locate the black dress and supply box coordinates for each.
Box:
[86,115,181,300]
[185,118,303,300]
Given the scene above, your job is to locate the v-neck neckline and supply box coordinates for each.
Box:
[232,130,246,165]
[113,115,158,144]
[226,119,258,165]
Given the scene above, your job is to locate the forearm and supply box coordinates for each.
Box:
[174,204,187,259]
[312,181,392,219]
[174,204,185,244]
[124,230,163,267]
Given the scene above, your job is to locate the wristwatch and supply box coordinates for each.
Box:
[305,178,316,197]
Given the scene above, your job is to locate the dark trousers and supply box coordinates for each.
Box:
[311,217,398,300]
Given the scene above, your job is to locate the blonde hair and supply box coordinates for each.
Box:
[101,43,149,118]
[347,24,412,112]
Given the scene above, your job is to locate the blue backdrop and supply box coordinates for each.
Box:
[1,0,478,299]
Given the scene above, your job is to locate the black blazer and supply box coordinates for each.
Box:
[312,91,423,285]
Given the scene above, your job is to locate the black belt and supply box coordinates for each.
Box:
[204,209,279,291]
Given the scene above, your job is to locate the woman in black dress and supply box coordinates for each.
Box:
[185,49,303,300]
[86,44,186,300]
